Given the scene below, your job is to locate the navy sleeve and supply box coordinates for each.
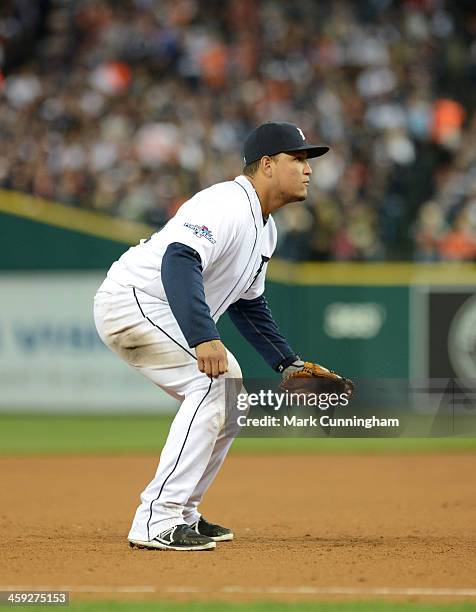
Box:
[161,242,220,348]
[227,296,298,372]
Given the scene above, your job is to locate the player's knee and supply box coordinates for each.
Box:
[225,352,242,382]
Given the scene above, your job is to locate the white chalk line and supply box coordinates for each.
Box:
[217,587,476,597]
[2,586,476,597]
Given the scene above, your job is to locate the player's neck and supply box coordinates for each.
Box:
[245,175,280,216]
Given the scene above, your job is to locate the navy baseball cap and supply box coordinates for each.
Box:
[243,122,329,165]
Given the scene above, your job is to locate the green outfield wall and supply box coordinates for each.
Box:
[219,284,409,378]
[1,191,476,410]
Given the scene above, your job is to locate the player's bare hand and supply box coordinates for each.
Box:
[196,340,228,378]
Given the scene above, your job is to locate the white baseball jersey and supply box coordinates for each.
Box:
[106,175,277,319]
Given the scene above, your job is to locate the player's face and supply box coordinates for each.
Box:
[271,151,312,204]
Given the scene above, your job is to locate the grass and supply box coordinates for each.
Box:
[0,414,476,456]
[8,600,476,612]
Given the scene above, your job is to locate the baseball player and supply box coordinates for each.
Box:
[94,122,329,551]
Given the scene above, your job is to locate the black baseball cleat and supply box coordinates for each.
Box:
[128,524,216,551]
[190,516,234,542]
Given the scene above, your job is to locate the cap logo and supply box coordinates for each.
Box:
[297,128,306,141]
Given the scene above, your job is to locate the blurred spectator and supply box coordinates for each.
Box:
[431,98,465,150]
[0,0,475,261]
[438,210,476,261]
[0,0,50,72]
[414,200,446,262]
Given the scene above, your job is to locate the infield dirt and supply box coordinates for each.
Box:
[1,453,475,603]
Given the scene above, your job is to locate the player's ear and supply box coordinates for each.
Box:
[260,156,274,177]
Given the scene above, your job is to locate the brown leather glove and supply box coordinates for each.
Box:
[280,361,354,397]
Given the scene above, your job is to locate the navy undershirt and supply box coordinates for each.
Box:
[227,297,297,372]
[161,242,297,371]
[161,242,220,348]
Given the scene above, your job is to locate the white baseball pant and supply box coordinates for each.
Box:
[93,279,243,542]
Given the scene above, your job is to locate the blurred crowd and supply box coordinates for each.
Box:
[1,0,475,261]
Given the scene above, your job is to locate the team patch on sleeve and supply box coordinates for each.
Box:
[183,222,217,244]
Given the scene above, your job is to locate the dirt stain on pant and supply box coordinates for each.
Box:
[107,324,192,370]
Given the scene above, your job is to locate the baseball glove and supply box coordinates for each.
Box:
[280,361,354,397]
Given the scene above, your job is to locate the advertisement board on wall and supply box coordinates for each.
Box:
[0,273,178,412]
[411,286,476,380]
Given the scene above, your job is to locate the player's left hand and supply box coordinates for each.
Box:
[280,360,354,397]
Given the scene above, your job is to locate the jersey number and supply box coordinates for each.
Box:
[245,255,270,293]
